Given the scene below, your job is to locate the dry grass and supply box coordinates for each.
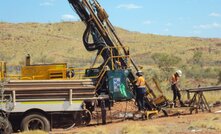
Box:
[1,22,221,103]
[70,123,167,134]
[1,22,221,67]
[204,91,221,104]
[188,115,221,131]
[120,123,166,134]
[71,114,221,134]
[159,89,221,104]
[19,130,48,134]
[76,128,109,134]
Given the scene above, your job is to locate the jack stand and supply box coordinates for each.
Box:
[189,91,211,114]
[144,110,159,119]
[133,110,159,120]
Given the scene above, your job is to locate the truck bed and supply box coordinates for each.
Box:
[3,79,96,101]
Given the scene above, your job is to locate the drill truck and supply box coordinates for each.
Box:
[67,0,167,110]
[0,0,167,133]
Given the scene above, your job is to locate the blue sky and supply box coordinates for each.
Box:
[0,0,221,38]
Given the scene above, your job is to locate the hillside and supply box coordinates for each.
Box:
[1,21,221,88]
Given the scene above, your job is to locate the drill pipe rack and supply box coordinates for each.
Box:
[183,85,221,113]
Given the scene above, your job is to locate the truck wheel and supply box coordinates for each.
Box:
[81,110,91,125]
[21,113,50,132]
[0,116,13,134]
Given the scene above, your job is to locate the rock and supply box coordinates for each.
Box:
[213,101,221,107]
[214,110,221,114]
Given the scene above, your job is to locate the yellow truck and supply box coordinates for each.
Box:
[1,56,67,81]
[0,59,107,133]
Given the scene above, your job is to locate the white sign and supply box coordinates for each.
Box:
[113,78,121,92]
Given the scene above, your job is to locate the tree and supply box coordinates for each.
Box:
[192,51,203,66]
[151,53,181,71]
[151,53,181,80]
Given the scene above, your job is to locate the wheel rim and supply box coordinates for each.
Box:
[0,119,11,133]
[27,118,44,130]
[82,110,91,125]
[0,123,4,133]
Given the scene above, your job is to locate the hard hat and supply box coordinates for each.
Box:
[136,70,143,76]
[176,70,182,77]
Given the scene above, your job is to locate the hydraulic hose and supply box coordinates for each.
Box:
[83,24,99,51]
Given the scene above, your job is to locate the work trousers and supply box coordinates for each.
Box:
[136,87,146,111]
[171,84,182,105]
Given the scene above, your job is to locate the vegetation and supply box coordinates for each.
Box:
[217,71,221,84]
[19,130,47,134]
[151,52,181,80]
[0,21,221,101]
[51,114,221,134]
[74,123,167,134]
[120,123,166,134]
[188,115,221,131]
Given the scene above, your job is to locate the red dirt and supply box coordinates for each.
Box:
[51,103,221,134]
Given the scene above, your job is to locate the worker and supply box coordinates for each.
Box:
[135,70,146,111]
[171,70,185,107]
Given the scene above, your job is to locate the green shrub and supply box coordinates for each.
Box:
[151,53,181,70]
[151,53,181,81]
[217,71,221,85]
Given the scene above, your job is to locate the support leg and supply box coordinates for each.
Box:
[202,93,211,112]
[101,100,106,124]
[189,93,197,114]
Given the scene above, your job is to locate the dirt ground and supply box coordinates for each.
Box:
[51,102,221,134]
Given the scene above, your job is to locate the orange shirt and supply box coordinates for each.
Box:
[171,74,179,85]
[136,76,145,87]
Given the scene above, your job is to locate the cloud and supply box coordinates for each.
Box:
[191,30,202,35]
[61,14,77,21]
[194,22,221,29]
[178,17,184,21]
[164,28,169,32]
[143,20,152,25]
[117,4,142,9]
[209,12,221,17]
[40,2,53,6]
[40,0,55,6]
[165,23,172,26]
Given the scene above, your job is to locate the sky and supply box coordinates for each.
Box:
[0,0,221,38]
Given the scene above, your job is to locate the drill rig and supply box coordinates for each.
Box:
[0,1,168,133]
[68,0,167,109]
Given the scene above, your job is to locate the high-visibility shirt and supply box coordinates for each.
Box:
[136,76,145,87]
[171,74,179,85]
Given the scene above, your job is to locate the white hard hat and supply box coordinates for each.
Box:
[176,70,182,77]
[136,70,143,76]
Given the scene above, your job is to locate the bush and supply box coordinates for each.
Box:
[185,66,220,80]
[185,65,203,79]
[217,71,221,85]
[151,53,181,80]
[188,51,204,67]
[151,53,181,70]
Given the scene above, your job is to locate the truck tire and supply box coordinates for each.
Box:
[81,110,91,125]
[21,113,50,132]
[0,116,13,134]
